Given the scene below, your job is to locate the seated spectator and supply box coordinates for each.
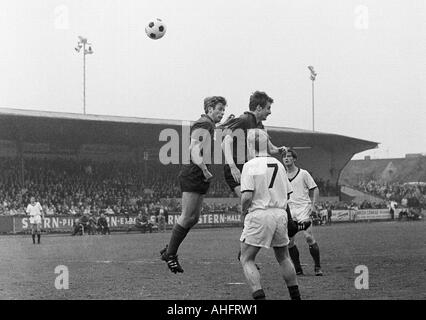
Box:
[135,212,152,233]
[97,213,110,235]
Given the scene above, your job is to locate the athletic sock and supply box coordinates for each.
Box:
[252,289,266,300]
[309,243,321,268]
[166,223,189,256]
[32,234,36,244]
[37,234,41,244]
[288,285,301,300]
[288,245,302,271]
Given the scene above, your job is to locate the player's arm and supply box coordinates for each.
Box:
[266,135,287,155]
[39,203,44,219]
[222,132,241,183]
[241,191,253,216]
[309,187,319,212]
[190,128,213,181]
[240,163,254,219]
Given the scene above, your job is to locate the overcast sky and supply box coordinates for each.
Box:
[0,0,425,159]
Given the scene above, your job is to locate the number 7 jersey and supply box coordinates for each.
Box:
[241,156,293,213]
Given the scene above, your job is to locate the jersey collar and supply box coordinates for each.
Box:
[245,111,262,125]
[201,114,215,124]
[289,168,301,182]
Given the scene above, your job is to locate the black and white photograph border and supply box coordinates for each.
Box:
[0,0,425,309]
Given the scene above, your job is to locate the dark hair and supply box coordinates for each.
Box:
[204,96,227,114]
[249,91,274,111]
[286,148,298,159]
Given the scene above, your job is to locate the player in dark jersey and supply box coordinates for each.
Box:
[221,91,311,262]
[160,96,227,274]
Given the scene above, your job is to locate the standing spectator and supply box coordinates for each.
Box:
[158,210,166,232]
[326,201,333,225]
[389,200,397,220]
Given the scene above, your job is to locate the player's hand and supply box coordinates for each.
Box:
[230,166,241,183]
[202,169,213,182]
[278,146,288,154]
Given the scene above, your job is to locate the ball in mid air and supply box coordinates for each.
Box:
[145,18,167,40]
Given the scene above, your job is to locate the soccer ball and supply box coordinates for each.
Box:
[145,18,167,40]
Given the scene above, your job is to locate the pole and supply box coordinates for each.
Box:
[83,42,86,115]
[312,80,315,131]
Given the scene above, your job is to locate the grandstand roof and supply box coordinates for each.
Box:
[0,107,378,151]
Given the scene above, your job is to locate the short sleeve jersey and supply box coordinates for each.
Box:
[287,169,317,206]
[222,112,264,165]
[189,114,216,166]
[241,157,293,213]
[26,202,43,217]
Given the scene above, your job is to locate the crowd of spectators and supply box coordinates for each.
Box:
[356,180,426,208]
[0,158,241,216]
[5,157,422,218]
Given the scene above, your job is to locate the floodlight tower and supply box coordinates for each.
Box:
[75,36,94,115]
[308,66,317,131]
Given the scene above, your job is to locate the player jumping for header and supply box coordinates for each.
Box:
[221,91,311,261]
[160,96,227,274]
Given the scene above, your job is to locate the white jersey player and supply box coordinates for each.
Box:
[283,149,323,276]
[239,129,301,300]
[26,197,44,244]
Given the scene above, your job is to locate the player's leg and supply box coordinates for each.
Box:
[273,246,301,300]
[288,236,303,275]
[31,224,36,244]
[303,226,322,276]
[240,242,264,300]
[36,223,41,244]
[167,192,203,254]
[161,192,203,273]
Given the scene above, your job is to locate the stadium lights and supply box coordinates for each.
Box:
[308,66,317,131]
[74,36,94,115]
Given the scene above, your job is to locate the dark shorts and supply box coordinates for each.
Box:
[179,164,210,195]
[224,164,244,192]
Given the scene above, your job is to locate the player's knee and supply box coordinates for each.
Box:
[306,235,315,245]
[240,253,253,265]
[182,214,199,228]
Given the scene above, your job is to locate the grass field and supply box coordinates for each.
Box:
[0,220,425,300]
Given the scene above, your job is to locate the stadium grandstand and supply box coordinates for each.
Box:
[0,107,379,218]
[339,155,426,209]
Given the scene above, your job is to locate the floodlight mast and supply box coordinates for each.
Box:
[308,66,317,131]
[75,36,94,114]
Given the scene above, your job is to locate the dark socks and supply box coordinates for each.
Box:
[32,234,36,244]
[166,223,189,256]
[37,234,41,244]
[252,289,266,300]
[288,285,301,300]
[288,245,302,271]
[309,243,321,268]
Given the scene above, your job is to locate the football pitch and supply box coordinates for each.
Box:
[0,221,425,300]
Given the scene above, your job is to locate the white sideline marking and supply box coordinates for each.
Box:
[226,282,245,285]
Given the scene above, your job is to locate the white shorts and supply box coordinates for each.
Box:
[240,208,289,249]
[29,215,42,225]
[289,203,311,223]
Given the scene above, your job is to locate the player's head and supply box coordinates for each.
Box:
[283,148,297,167]
[30,197,35,204]
[249,91,273,121]
[204,96,227,123]
[247,128,269,158]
